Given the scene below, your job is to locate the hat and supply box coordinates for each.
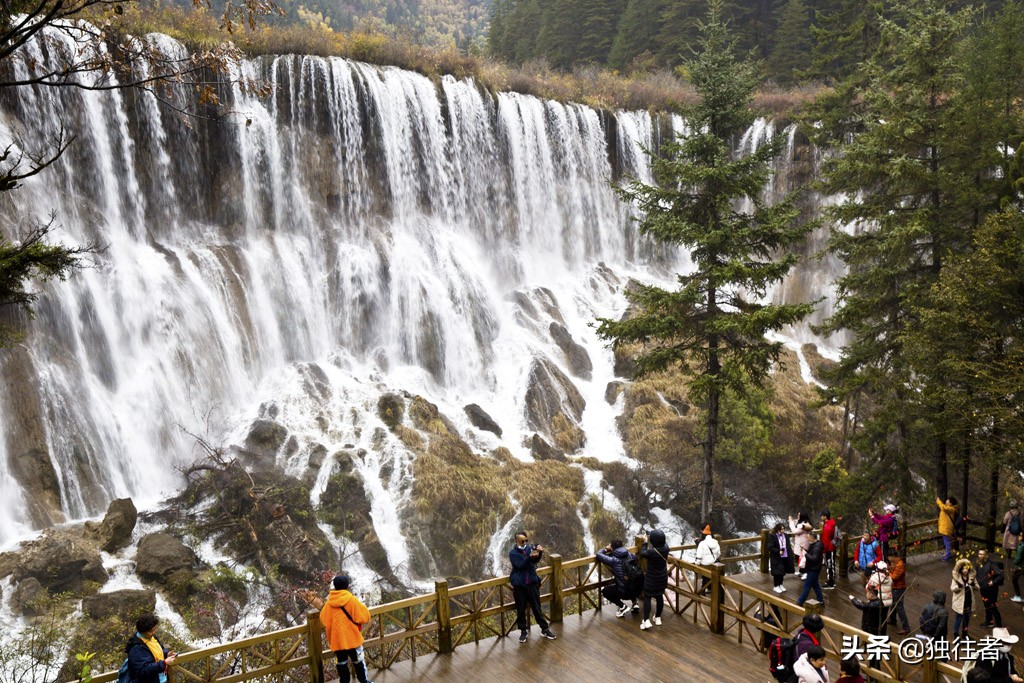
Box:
[883,504,897,513]
[874,561,888,571]
[332,574,350,590]
[702,525,712,535]
[992,627,1020,644]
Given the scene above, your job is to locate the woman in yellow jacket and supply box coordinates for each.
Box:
[936,496,958,562]
[320,575,373,683]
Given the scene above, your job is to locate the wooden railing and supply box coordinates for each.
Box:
[83,523,987,683]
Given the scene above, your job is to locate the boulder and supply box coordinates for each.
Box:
[85,497,138,552]
[82,589,157,621]
[10,577,46,615]
[524,357,585,438]
[135,532,198,582]
[464,404,502,437]
[10,528,107,594]
[605,381,626,405]
[549,322,593,381]
[377,393,405,430]
[243,419,288,462]
[529,434,566,461]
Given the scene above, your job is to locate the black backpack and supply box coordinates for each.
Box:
[768,635,799,682]
[1010,512,1021,536]
[623,554,644,583]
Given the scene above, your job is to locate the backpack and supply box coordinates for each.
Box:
[768,636,799,682]
[117,658,132,683]
[1009,512,1021,536]
[623,554,644,583]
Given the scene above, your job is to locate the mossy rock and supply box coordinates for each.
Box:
[377,393,405,430]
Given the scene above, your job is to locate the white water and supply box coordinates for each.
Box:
[0,31,838,580]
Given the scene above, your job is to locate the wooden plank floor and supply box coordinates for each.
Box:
[731,545,1024,644]
[369,606,769,683]
[364,544,1024,682]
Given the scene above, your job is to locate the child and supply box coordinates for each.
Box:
[836,656,864,683]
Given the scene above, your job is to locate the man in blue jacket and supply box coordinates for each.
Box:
[509,531,557,643]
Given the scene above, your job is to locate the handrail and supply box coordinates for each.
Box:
[82,521,986,683]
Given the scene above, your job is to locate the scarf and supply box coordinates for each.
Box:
[137,632,167,683]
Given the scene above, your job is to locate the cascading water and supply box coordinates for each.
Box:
[0,31,837,578]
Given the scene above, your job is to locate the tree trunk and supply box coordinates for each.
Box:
[936,439,948,502]
[960,443,970,520]
[702,316,720,523]
[988,460,1000,551]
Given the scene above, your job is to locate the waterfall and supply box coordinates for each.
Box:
[0,32,833,555]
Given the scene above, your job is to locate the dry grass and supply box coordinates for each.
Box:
[112,5,821,116]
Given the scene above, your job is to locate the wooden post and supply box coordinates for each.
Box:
[306,610,324,683]
[550,553,564,624]
[436,579,453,654]
[803,600,822,619]
[709,562,725,635]
[838,533,850,576]
[760,529,770,574]
[921,655,938,683]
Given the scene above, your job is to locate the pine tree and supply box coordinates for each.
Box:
[814,0,979,499]
[607,0,669,72]
[808,0,885,83]
[597,0,816,522]
[768,0,812,83]
[577,0,627,66]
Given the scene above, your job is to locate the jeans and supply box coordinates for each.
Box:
[797,569,823,605]
[942,536,952,560]
[888,588,909,629]
[953,610,971,636]
[513,583,549,632]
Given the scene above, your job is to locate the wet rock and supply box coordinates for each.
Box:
[243,419,288,463]
[529,434,566,461]
[0,346,65,528]
[135,532,198,582]
[10,577,45,615]
[377,393,405,430]
[524,358,586,439]
[85,497,138,552]
[300,363,331,402]
[605,381,626,404]
[464,403,502,437]
[10,528,108,594]
[258,401,280,419]
[82,589,157,621]
[549,322,593,381]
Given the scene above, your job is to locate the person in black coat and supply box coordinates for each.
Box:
[768,522,795,594]
[919,591,949,661]
[977,549,1005,628]
[596,540,640,617]
[639,528,669,631]
[796,530,824,607]
[125,614,177,683]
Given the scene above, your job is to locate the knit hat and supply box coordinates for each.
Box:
[702,525,712,535]
[332,574,350,590]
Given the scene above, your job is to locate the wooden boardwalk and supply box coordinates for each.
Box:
[371,604,769,682]
[369,545,1024,682]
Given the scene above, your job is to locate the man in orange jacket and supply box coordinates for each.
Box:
[320,575,373,683]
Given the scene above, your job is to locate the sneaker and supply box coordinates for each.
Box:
[982,623,996,628]
[654,617,662,626]
[823,584,836,590]
[615,605,629,618]
[800,573,807,580]
[773,586,784,593]
[631,603,640,613]
[640,619,652,630]
[541,629,557,640]
[519,630,528,643]
[779,585,787,593]
[1013,596,1024,603]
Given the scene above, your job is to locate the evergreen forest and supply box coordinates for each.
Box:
[487,0,1010,82]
